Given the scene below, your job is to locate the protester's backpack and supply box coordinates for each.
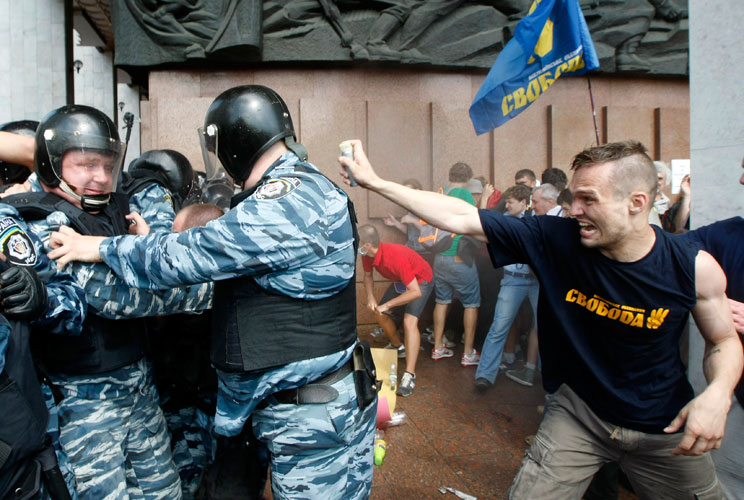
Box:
[417,187,456,254]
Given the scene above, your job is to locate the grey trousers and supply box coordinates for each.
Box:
[713,397,744,499]
[508,384,724,500]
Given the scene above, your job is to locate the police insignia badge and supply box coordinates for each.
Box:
[0,217,37,266]
[253,177,301,201]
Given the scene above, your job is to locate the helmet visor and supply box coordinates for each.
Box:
[45,130,125,193]
[198,125,237,186]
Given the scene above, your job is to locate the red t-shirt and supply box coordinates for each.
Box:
[362,242,433,285]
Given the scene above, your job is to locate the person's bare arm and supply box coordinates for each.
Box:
[383,214,407,234]
[339,140,486,242]
[376,278,421,315]
[0,132,34,167]
[480,183,495,209]
[664,251,743,455]
[363,271,377,311]
[674,174,691,233]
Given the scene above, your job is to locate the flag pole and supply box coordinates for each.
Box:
[586,74,600,146]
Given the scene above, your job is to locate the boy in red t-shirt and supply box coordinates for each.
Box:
[359,225,434,396]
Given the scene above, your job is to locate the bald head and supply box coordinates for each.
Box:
[358,224,380,247]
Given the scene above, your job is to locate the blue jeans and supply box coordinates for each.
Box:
[475,273,538,383]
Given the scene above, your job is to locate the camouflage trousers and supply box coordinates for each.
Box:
[56,380,182,500]
[251,371,377,500]
[164,407,215,499]
[42,384,79,500]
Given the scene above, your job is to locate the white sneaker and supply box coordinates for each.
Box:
[385,342,406,358]
[425,332,456,349]
[461,349,481,367]
[397,372,416,396]
[431,346,454,361]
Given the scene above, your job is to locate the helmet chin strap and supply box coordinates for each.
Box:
[59,180,110,213]
[284,137,308,162]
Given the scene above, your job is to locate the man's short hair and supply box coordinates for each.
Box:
[448,162,473,183]
[503,184,532,203]
[514,169,536,183]
[557,188,573,206]
[534,183,559,201]
[358,224,380,246]
[570,141,656,200]
[541,168,568,191]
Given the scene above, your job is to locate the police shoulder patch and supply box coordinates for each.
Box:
[253,177,301,201]
[0,217,37,266]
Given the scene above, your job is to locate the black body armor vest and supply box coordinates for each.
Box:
[4,191,148,375]
[0,319,48,495]
[211,277,357,372]
[210,164,359,373]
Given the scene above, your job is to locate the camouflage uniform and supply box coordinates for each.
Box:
[0,204,86,500]
[164,407,214,498]
[99,152,376,500]
[22,173,213,500]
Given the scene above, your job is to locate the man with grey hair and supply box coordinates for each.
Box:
[338,139,740,499]
[531,183,562,217]
[654,160,672,215]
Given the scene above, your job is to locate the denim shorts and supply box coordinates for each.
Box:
[433,254,481,308]
[381,279,434,319]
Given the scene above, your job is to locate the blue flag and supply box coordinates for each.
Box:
[469,0,599,134]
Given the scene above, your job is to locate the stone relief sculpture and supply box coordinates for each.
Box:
[110,0,262,65]
[581,0,687,72]
[111,0,689,75]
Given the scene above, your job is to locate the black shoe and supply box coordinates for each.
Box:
[475,378,492,393]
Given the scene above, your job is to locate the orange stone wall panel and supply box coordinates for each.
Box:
[432,103,491,190]
[605,106,656,155]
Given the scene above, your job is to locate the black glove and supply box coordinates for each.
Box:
[0,265,48,319]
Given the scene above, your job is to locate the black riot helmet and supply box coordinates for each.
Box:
[128,149,199,209]
[199,85,307,185]
[35,105,125,211]
[0,120,38,185]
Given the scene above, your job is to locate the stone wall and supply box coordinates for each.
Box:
[143,68,689,329]
[0,0,66,123]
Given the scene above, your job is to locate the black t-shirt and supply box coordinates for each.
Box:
[684,216,744,405]
[479,209,699,433]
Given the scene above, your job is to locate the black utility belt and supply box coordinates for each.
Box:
[269,360,353,406]
[504,269,535,280]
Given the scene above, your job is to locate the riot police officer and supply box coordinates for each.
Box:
[49,86,378,500]
[0,204,86,500]
[123,148,201,211]
[3,104,212,499]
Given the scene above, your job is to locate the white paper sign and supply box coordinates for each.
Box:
[670,159,690,194]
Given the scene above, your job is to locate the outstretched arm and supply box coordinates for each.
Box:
[664,250,743,455]
[0,131,34,168]
[339,140,486,241]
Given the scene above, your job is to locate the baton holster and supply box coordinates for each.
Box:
[352,340,379,410]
